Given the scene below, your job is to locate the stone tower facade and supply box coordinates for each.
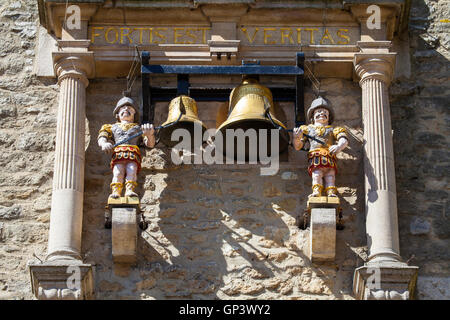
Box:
[0,0,448,300]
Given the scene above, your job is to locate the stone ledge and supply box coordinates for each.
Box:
[28,260,95,300]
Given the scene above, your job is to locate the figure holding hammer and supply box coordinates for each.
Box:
[98,97,155,199]
[293,97,348,198]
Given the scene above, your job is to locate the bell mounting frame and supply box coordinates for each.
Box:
[140,51,305,127]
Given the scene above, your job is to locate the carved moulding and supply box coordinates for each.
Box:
[353,262,419,300]
[29,260,95,300]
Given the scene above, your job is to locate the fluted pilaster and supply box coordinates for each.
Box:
[355,51,400,263]
[352,41,418,300]
[47,54,93,262]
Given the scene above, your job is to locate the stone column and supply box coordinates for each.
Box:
[29,41,95,299]
[47,55,89,261]
[353,41,418,300]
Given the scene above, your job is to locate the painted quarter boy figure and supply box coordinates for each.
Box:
[293,97,348,198]
[98,97,155,199]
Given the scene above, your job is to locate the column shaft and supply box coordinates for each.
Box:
[47,74,87,261]
[361,77,401,262]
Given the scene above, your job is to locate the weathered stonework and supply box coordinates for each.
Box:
[81,77,365,299]
[0,0,447,300]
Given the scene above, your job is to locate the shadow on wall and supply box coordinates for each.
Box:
[81,78,366,299]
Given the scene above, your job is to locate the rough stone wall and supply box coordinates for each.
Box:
[0,0,447,300]
[0,0,58,299]
[391,0,450,300]
[82,77,365,299]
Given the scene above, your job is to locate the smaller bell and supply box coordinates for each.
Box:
[159,95,208,147]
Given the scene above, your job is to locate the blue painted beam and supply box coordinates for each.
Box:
[141,64,304,76]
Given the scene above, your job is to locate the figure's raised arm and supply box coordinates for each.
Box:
[142,123,155,148]
[293,126,304,151]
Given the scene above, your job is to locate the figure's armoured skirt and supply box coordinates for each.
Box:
[308,148,337,176]
[110,145,142,173]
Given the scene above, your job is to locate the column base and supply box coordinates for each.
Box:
[353,262,419,300]
[28,260,95,300]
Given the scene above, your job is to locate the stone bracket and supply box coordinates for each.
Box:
[353,263,419,300]
[309,208,336,262]
[29,261,95,300]
[107,198,140,265]
[305,197,342,262]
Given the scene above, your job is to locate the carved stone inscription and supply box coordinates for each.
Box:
[89,26,358,46]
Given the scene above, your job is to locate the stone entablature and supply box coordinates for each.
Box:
[37,0,408,78]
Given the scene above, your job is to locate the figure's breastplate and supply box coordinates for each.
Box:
[111,123,141,146]
[308,126,335,150]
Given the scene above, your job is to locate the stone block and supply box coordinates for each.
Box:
[111,207,138,265]
[353,262,419,300]
[28,260,95,300]
[309,208,336,262]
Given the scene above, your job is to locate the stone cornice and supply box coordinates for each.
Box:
[35,2,406,78]
[39,1,407,39]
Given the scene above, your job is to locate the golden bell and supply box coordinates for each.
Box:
[159,95,207,147]
[216,77,289,157]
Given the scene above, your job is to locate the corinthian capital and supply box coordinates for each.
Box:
[354,41,396,86]
[52,40,95,87]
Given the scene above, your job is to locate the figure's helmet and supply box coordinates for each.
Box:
[113,96,138,119]
[306,96,334,124]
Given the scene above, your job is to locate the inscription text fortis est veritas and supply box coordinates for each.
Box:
[90,26,358,46]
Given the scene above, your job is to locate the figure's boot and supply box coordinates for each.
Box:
[308,184,323,198]
[125,180,138,197]
[109,182,123,199]
[325,186,338,197]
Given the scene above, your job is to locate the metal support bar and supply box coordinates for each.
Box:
[141,51,152,124]
[141,64,304,76]
[296,52,305,127]
[177,74,190,96]
[147,87,297,102]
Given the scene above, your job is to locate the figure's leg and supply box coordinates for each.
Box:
[309,168,324,197]
[324,168,338,197]
[124,161,138,197]
[110,163,125,198]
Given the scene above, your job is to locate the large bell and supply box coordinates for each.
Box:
[216,77,289,158]
[159,95,207,147]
